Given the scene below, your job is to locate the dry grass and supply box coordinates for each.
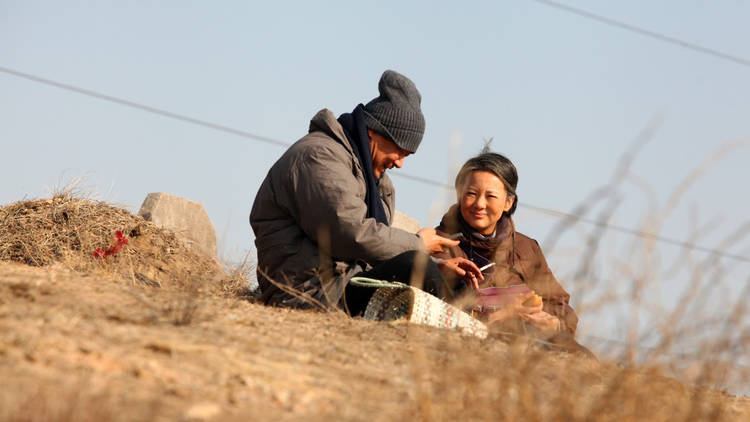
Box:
[0,186,222,292]
[538,137,750,399]
[218,255,258,301]
[1,376,163,422]
[1,179,749,420]
[0,186,259,329]
[1,258,747,421]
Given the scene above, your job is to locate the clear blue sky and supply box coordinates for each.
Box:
[2,1,749,367]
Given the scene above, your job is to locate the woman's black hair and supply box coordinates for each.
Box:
[454,144,519,216]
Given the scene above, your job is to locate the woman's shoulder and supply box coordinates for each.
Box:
[512,231,557,280]
[513,231,544,255]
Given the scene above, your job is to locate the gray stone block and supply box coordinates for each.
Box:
[138,193,218,259]
[391,210,420,234]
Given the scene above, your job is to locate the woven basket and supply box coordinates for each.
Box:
[350,277,488,339]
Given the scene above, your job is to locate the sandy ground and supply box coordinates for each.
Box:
[2,261,749,421]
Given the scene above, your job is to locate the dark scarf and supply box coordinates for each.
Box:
[337,104,389,225]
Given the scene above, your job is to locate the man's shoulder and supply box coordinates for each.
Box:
[268,108,354,168]
[292,131,349,156]
[269,132,358,188]
[268,131,350,177]
[285,119,352,160]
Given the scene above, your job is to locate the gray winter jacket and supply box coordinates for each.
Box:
[250,109,423,308]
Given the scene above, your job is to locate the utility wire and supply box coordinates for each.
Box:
[0,66,291,148]
[2,65,748,263]
[531,0,750,69]
[392,172,750,263]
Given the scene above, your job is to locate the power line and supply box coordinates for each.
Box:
[531,0,750,69]
[2,65,748,263]
[521,204,750,263]
[392,172,750,263]
[0,66,291,148]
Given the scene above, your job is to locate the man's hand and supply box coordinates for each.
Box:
[437,257,484,290]
[417,228,459,254]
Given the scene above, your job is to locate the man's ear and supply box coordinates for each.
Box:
[367,129,378,152]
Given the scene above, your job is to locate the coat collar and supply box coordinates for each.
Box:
[307,108,395,195]
[308,109,355,156]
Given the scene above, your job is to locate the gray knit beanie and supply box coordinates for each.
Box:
[362,70,426,153]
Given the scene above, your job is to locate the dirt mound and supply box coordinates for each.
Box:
[1,262,748,421]
[0,192,222,290]
[2,194,748,421]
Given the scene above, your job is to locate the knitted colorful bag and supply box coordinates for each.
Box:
[349,277,488,339]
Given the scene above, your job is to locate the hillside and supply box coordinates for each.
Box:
[1,196,749,421]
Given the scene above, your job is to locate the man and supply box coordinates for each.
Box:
[250,70,480,312]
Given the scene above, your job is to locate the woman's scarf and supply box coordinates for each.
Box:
[337,104,389,225]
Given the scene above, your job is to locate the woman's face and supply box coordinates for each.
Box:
[459,171,514,235]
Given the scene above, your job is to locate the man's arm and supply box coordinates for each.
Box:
[288,145,423,263]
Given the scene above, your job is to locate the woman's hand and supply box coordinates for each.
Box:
[417,228,460,254]
[487,291,543,324]
[436,257,484,290]
[521,310,560,333]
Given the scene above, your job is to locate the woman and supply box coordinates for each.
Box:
[433,151,579,336]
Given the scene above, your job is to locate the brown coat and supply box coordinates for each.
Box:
[250,109,423,309]
[435,205,578,335]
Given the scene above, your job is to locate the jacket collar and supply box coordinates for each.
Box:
[307,108,396,196]
[308,109,355,156]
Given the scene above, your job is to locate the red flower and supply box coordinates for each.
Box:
[93,230,129,259]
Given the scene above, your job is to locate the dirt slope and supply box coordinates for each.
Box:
[1,195,748,421]
[1,261,749,421]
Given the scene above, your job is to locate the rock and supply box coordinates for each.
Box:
[392,210,420,234]
[138,193,217,259]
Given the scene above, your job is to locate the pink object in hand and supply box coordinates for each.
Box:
[473,284,531,313]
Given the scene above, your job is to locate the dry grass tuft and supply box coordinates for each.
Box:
[218,257,258,301]
[0,189,221,290]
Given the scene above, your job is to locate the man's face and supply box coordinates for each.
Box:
[368,129,411,179]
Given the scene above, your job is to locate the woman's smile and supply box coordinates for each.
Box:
[459,171,514,235]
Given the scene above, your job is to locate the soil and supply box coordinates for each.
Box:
[2,261,749,421]
[1,196,749,421]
